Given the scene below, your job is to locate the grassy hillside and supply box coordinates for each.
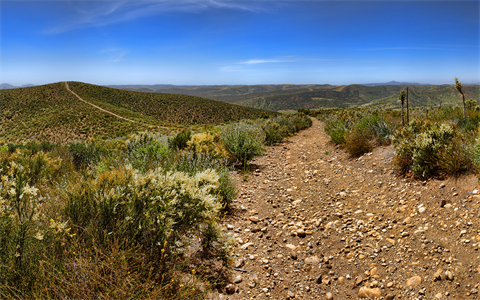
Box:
[0,82,164,143]
[68,82,279,124]
[0,82,279,143]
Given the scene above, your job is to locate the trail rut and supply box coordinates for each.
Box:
[64,82,136,123]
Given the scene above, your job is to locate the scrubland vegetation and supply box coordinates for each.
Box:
[317,100,480,180]
[0,114,311,299]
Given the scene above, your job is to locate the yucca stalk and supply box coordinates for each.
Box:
[455,77,466,120]
[399,91,406,126]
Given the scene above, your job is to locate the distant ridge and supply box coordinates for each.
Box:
[0,83,36,89]
[360,81,428,86]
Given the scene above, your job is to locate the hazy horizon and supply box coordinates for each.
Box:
[1,1,479,86]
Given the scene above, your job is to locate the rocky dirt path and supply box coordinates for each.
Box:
[221,118,480,300]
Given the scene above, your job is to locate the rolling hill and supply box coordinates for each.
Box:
[109,83,479,111]
[0,82,279,143]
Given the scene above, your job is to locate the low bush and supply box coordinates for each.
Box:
[221,121,265,168]
[169,129,192,150]
[69,142,102,170]
[323,116,350,145]
[344,127,373,157]
[392,120,472,179]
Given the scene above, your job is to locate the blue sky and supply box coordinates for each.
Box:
[1,0,479,86]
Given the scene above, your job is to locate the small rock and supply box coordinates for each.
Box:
[285,244,296,250]
[433,269,442,281]
[439,183,445,189]
[406,275,422,287]
[445,270,454,281]
[227,224,234,230]
[249,216,259,223]
[418,207,426,213]
[241,242,254,249]
[358,287,381,299]
[296,229,307,238]
[440,199,447,207]
[251,226,260,233]
[225,284,236,294]
[234,275,243,283]
[355,275,364,286]
[316,274,323,284]
[385,293,395,300]
[326,291,333,300]
[290,252,298,260]
[287,291,295,298]
[235,259,245,268]
[387,282,394,288]
[337,276,346,284]
[305,256,319,264]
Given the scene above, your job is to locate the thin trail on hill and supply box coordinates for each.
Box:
[64,81,136,123]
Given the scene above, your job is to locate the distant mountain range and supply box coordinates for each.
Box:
[360,81,429,86]
[103,82,479,111]
[0,83,36,89]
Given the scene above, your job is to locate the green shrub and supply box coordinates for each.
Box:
[344,127,373,157]
[411,123,454,179]
[69,142,101,170]
[324,116,349,145]
[371,120,396,145]
[437,131,474,175]
[261,120,284,145]
[126,133,170,172]
[393,120,458,179]
[221,121,265,168]
[169,129,192,150]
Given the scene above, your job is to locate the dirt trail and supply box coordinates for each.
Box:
[221,118,480,300]
[64,82,136,123]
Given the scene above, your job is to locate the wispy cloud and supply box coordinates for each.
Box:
[101,48,128,63]
[356,44,479,51]
[220,56,340,72]
[44,1,266,34]
[238,58,296,64]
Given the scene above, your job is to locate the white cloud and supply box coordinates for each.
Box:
[43,0,266,34]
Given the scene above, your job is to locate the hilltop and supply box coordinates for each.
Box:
[0,82,279,143]
[109,83,480,111]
